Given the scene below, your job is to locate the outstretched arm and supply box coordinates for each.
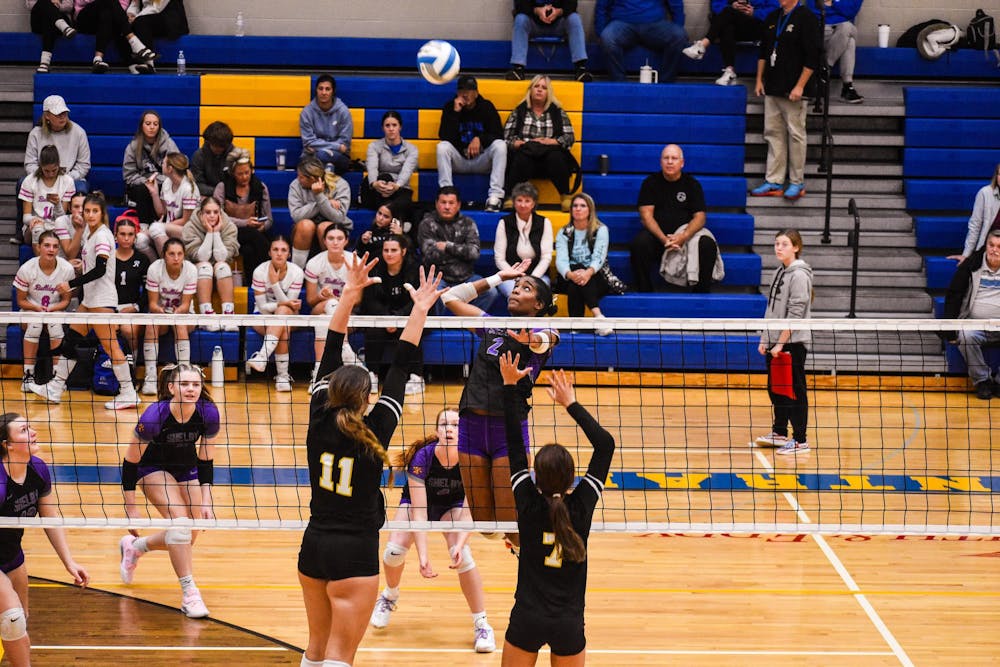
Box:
[442,259,531,317]
[499,351,534,477]
[547,368,616,484]
[39,494,89,588]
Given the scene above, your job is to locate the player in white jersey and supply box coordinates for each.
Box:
[141,238,199,395]
[26,193,141,410]
[14,231,75,391]
[147,152,199,258]
[246,236,304,392]
[18,145,75,253]
[304,223,370,389]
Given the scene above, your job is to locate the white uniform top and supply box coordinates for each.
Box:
[146,259,198,313]
[18,173,75,220]
[14,256,76,310]
[304,250,354,300]
[79,224,118,308]
[159,177,199,223]
[251,261,305,313]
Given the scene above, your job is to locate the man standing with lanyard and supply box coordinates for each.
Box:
[749,0,820,202]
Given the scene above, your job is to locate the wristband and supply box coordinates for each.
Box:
[486,274,502,289]
[197,459,214,486]
[529,331,551,354]
[121,459,139,491]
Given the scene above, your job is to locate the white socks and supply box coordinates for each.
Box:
[127,34,147,53]
[262,334,279,358]
[175,340,191,365]
[275,353,290,377]
[178,574,196,593]
[382,586,400,601]
[144,342,158,377]
[113,362,136,394]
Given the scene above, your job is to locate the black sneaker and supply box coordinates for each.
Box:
[505,66,525,81]
[91,58,110,74]
[575,67,593,83]
[975,381,993,400]
[840,83,864,104]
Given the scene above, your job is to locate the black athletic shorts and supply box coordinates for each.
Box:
[297,524,379,581]
[505,603,586,656]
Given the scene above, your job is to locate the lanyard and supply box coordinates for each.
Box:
[775,4,798,40]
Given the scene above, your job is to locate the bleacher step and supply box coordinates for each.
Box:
[747,193,906,210]
[811,287,931,314]
[743,161,903,178]
[745,131,904,147]
[753,230,915,247]
[759,270,925,290]
[808,352,947,374]
[754,247,922,272]
[751,212,913,233]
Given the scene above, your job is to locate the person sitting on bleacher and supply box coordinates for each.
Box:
[141,237,197,395]
[191,121,237,197]
[629,144,720,293]
[126,0,189,75]
[356,202,404,261]
[288,156,354,269]
[182,197,240,332]
[949,163,1000,265]
[940,230,1000,401]
[123,110,180,229]
[507,0,593,82]
[682,0,778,86]
[213,150,273,277]
[113,213,150,370]
[594,0,688,83]
[19,145,75,253]
[502,75,577,213]
[299,74,353,175]
[436,75,507,213]
[494,182,553,303]
[73,0,157,73]
[418,186,497,313]
[24,95,90,193]
[27,0,76,73]
[246,236,304,393]
[555,192,614,335]
[362,110,418,218]
[809,0,864,106]
[147,151,199,259]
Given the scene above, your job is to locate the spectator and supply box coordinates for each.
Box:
[246,236,304,393]
[141,237,197,395]
[126,0,189,74]
[682,0,778,86]
[73,0,156,73]
[288,156,353,269]
[629,144,719,293]
[299,74,353,175]
[418,186,496,313]
[191,121,237,197]
[360,234,425,394]
[594,0,688,83]
[494,182,553,303]
[24,95,90,192]
[356,202,404,261]
[123,110,180,227]
[14,230,74,391]
[809,0,864,106]
[27,0,76,73]
[749,0,821,202]
[214,150,273,277]
[502,75,577,212]
[362,110,418,218]
[948,163,1000,264]
[507,0,592,82]
[940,230,1000,401]
[62,190,86,258]
[436,76,507,212]
[182,197,239,332]
[147,151,199,258]
[555,192,614,335]
[113,215,150,366]
[18,144,75,252]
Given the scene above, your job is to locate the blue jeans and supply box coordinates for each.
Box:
[511,13,588,66]
[308,147,351,174]
[599,19,687,82]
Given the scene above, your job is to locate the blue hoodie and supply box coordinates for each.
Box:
[807,0,863,26]
[711,0,781,23]
[594,0,685,35]
[299,97,353,158]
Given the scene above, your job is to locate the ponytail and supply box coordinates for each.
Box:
[335,409,390,466]
[326,365,390,467]
[547,494,586,563]
[534,443,586,563]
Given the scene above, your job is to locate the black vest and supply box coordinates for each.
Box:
[502,212,546,275]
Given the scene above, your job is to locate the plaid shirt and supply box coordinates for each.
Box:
[503,104,575,149]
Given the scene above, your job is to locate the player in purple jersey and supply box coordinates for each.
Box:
[0,413,89,667]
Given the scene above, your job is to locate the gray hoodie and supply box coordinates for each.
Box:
[760,258,813,346]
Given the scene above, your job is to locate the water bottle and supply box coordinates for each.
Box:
[211,346,224,387]
[176,50,186,76]
[235,12,245,37]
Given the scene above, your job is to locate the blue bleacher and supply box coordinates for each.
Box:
[904,87,1000,119]
[548,331,765,371]
[925,256,957,290]
[598,293,766,318]
[905,179,983,212]
[903,148,1000,179]
[914,216,967,251]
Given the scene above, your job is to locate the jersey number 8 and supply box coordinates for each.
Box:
[319,452,355,497]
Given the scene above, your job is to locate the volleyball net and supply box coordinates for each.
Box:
[1,311,997,536]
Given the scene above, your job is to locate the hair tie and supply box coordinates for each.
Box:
[552,493,561,499]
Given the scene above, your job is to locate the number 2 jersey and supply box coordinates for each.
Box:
[0,456,52,566]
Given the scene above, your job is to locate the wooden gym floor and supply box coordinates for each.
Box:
[4,376,999,665]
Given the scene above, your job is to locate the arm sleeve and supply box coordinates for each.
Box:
[365,141,380,185]
[481,102,504,147]
[193,231,213,262]
[556,107,574,148]
[590,225,610,271]
[503,385,530,476]
[533,219,554,277]
[396,142,419,186]
[503,109,519,145]
[70,127,91,181]
[68,254,108,289]
[335,103,353,150]
[211,231,229,262]
[365,340,418,445]
[964,190,987,258]
[493,221,511,271]
[567,401,616,487]
[418,216,446,264]
[287,183,316,222]
[450,218,481,262]
[555,229,570,276]
[783,272,811,319]
[438,104,461,147]
[122,142,142,185]
[24,130,39,175]
[315,329,346,379]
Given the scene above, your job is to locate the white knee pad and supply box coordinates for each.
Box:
[324,299,339,315]
[47,323,65,341]
[452,545,476,574]
[134,231,152,252]
[148,221,167,242]
[24,322,43,343]
[214,262,232,279]
[382,541,409,568]
[197,262,214,280]
[164,525,193,545]
[0,607,26,641]
[313,315,329,341]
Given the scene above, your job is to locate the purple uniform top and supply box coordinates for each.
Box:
[135,399,220,472]
[0,456,52,566]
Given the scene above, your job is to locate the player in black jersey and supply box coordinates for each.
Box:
[369,408,496,652]
[442,260,560,549]
[118,363,219,619]
[498,354,616,665]
[0,413,89,667]
[298,253,445,667]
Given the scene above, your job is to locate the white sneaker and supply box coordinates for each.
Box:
[20,371,34,393]
[485,197,502,213]
[405,374,425,395]
[140,377,158,396]
[683,41,706,60]
[222,316,239,332]
[28,380,63,404]
[594,317,614,336]
[119,534,143,584]
[370,594,397,628]
[246,349,268,373]
[105,390,141,411]
[369,371,379,393]
[775,439,810,455]
[474,621,496,653]
[715,67,738,86]
[181,588,210,618]
[754,432,788,448]
[275,374,292,392]
[201,311,221,332]
[307,368,318,394]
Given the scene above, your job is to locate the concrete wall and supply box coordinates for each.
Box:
[0,1,986,49]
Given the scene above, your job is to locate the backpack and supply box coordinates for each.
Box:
[967,9,997,51]
[92,351,120,395]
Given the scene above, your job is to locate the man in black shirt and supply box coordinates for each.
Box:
[629,144,718,293]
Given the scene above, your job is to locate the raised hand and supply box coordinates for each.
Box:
[344,251,381,291]
[546,368,576,407]
[406,264,447,312]
[498,258,531,282]
[499,351,532,385]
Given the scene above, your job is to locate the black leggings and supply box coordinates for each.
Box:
[237,227,271,278]
[562,270,610,317]
[505,146,572,195]
[705,7,766,68]
[75,0,132,56]
[30,0,69,52]
[766,342,808,443]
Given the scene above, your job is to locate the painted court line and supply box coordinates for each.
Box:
[35,645,288,651]
[355,647,895,656]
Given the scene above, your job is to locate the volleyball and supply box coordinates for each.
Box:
[417,40,461,85]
